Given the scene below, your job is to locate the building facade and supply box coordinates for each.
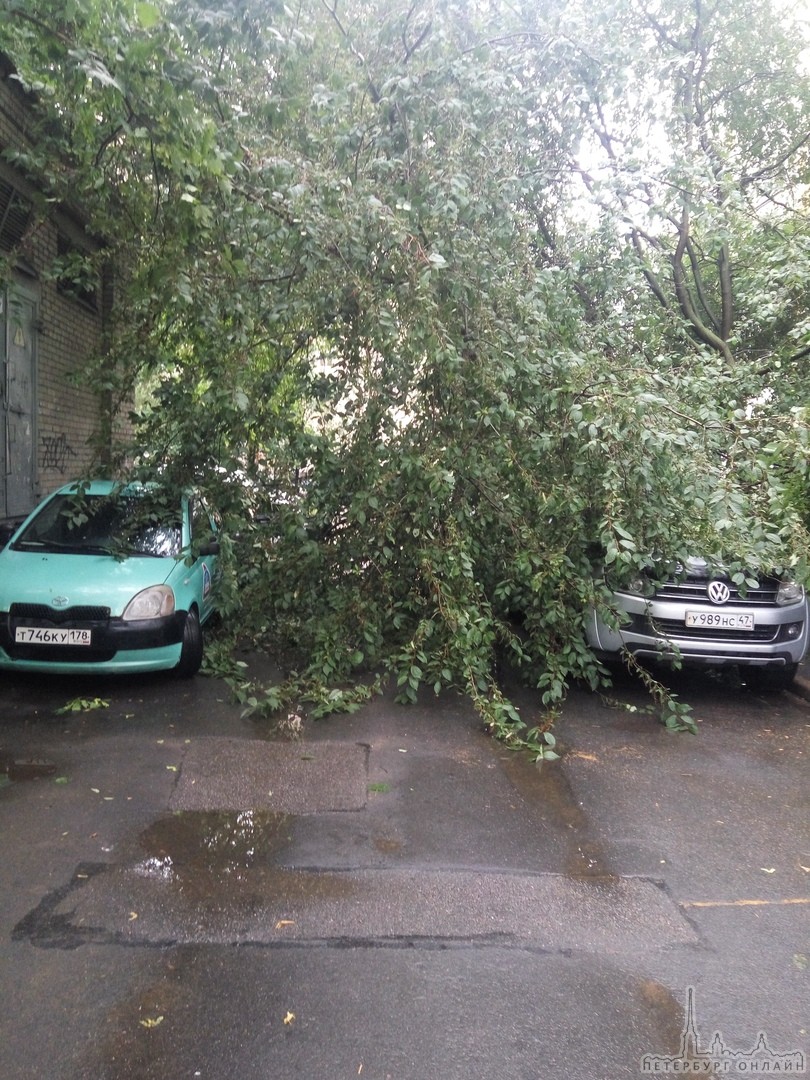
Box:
[1,52,120,528]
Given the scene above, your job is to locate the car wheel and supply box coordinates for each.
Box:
[742,664,798,693]
[175,608,203,678]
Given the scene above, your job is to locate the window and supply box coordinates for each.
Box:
[0,177,32,251]
[191,498,216,551]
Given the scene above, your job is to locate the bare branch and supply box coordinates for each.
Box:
[402,3,432,64]
[742,129,810,189]
[631,230,670,311]
[672,208,733,365]
[319,0,381,103]
[684,235,720,335]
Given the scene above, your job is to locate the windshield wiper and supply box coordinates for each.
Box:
[13,540,113,555]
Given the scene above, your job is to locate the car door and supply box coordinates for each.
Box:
[188,496,219,622]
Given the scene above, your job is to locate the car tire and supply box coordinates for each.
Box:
[742,664,798,693]
[175,608,203,678]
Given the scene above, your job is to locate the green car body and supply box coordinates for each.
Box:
[0,480,219,676]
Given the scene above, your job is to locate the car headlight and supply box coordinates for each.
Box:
[620,576,654,598]
[776,580,805,606]
[122,585,175,621]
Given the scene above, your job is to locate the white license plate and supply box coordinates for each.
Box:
[685,611,754,630]
[15,627,93,646]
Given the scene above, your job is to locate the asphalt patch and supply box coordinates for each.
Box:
[169,738,369,813]
[16,863,698,954]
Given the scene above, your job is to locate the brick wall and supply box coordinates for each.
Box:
[1,55,131,513]
[38,273,105,492]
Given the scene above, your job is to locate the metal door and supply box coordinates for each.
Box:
[1,287,37,519]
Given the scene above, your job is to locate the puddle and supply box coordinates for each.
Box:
[130,810,361,908]
[566,839,613,881]
[0,753,58,782]
[498,750,618,882]
[637,979,688,1057]
[139,810,293,877]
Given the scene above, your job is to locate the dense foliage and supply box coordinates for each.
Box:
[2,0,810,742]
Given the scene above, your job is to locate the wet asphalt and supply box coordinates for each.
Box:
[0,658,807,1079]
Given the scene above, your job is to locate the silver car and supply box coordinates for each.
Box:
[586,558,809,690]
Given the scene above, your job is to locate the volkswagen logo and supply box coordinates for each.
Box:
[51,596,70,609]
[707,580,731,605]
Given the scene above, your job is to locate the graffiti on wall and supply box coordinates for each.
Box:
[40,433,77,473]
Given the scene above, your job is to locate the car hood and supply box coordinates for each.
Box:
[0,548,178,617]
[674,557,786,583]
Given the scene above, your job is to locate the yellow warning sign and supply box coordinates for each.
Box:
[13,326,26,348]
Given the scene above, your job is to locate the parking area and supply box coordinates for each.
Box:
[0,661,807,1079]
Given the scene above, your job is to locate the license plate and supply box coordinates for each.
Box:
[685,611,754,630]
[15,627,93,646]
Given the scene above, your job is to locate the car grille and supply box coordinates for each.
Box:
[653,578,779,606]
[9,603,111,624]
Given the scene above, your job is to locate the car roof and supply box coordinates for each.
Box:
[51,480,163,498]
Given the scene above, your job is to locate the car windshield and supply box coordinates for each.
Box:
[11,492,182,558]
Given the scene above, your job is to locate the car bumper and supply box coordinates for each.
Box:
[586,594,810,668]
[0,642,184,674]
[0,612,187,674]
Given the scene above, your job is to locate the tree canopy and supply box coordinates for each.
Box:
[2,0,810,743]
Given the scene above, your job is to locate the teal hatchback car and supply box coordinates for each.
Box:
[0,480,219,677]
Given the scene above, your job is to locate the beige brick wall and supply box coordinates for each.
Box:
[1,58,131,509]
[38,265,104,494]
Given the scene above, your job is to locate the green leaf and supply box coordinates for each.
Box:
[135,2,160,28]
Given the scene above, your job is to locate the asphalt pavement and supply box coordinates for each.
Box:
[0,658,807,1079]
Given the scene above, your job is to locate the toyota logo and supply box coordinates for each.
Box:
[51,596,70,609]
[707,580,731,605]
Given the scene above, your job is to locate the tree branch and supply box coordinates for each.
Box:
[718,242,732,341]
[320,0,381,104]
[631,230,670,311]
[741,128,810,189]
[684,235,720,334]
[672,208,732,364]
[402,4,432,63]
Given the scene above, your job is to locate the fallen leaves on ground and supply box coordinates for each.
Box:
[139,1016,164,1029]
